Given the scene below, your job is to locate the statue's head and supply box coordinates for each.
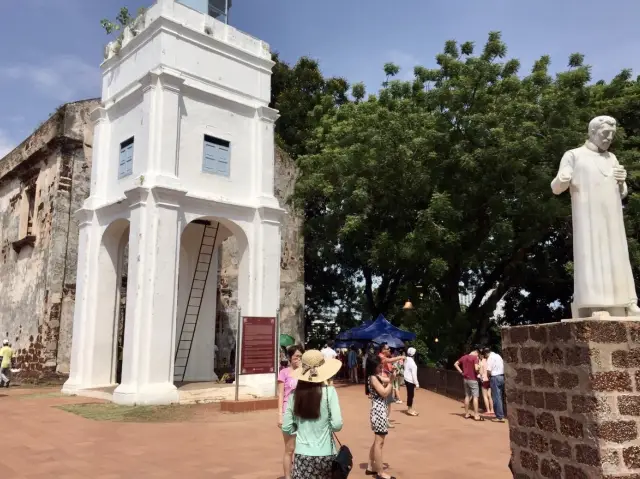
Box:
[588,116,617,151]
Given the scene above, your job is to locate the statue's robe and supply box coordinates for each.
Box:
[551,141,637,312]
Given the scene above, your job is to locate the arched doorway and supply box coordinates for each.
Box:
[94,219,130,386]
[174,216,247,384]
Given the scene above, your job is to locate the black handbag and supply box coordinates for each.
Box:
[326,388,352,478]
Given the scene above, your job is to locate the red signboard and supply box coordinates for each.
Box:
[240,316,276,375]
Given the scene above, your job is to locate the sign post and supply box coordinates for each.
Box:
[234,307,242,402]
[240,316,277,375]
[275,309,280,388]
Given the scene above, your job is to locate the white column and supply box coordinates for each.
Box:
[62,210,102,393]
[255,107,280,207]
[87,107,110,202]
[113,186,186,405]
[237,211,282,397]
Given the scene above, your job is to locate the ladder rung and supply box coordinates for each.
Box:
[200,245,213,255]
[179,341,191,348]
[188,298,201,307]
[181,332,194,341]
[198,253,212,263]
[190,289,203,298]
[187,306,199,315]
[202,236,215,246]
[193,280,205,289]
[196,262,209,272]
[182,323,196,333]
[194,271,207,280]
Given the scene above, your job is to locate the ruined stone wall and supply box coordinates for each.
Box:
[0,100,97,377]
[504,320,640,478]
[217,146,304,361]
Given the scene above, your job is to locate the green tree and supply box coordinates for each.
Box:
[293,32,640,359]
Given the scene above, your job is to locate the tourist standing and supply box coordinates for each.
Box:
[454,346,482,421]
[378,343,405,428]
[278,345,304,479]
[365,355,397,479]
[348,345,359,383]
[403,347,419,416]
[282,350,343,478]
[320,341,337,361]
[484,347,506,423]
[0,339,13,388]
[479,352,494,416]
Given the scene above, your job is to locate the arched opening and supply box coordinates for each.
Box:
[93,218,130,386]
[174,216,248,386]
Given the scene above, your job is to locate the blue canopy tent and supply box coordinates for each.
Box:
[336,320,373,340]
[335,340,364,350]
[372,333,404,349]
[349,314,416,341]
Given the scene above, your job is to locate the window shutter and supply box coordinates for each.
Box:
[203,136,230,177]
[118,138,134,179]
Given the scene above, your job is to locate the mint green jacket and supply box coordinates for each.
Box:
[282,385,343,456]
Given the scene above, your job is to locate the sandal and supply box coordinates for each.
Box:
[473,416,485,422]
[464,414,472,419]
[375,475,396,479]
[365,470,376,476]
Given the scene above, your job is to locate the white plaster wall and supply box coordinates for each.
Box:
[104,97,147,198]
[178,96,254,200]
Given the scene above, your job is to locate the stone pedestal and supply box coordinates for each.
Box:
[503,319,640,479]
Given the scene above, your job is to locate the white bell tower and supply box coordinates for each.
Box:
[62,0,283,405]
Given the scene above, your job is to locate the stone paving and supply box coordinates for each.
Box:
[0,384,510,478]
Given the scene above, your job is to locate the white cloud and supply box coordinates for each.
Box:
[385,49,422,81]
[0,55,100,103]
[0,129,16,159]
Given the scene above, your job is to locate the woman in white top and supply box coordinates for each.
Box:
[403,347,419,416]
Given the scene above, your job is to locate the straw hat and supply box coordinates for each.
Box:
[292,350,342,383]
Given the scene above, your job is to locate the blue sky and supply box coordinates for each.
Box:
[1,0,639,157]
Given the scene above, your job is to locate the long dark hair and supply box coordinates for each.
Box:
[293,381,323,420]
[367,356,382,377]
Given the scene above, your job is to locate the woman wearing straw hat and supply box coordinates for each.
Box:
[282,350,344,478]
[278,345,304,479]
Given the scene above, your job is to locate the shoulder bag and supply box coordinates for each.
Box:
[326,387,352,478]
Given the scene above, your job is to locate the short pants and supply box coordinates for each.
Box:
[464,379,480,398]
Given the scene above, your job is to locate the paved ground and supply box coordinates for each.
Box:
[0,384,510,478]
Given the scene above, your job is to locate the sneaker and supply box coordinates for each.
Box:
[395,399,403,404]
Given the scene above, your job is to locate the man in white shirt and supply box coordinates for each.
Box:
[321,341,337,361]
[483,347,505,422]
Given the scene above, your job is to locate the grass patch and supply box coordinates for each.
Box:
[55,403,196,422]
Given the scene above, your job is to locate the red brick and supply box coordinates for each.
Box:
[557,372,579,389]
[536,412,557,432]
[613,348,640,368]
[592,371,632,392]
[517,409,536,427]
[560,416,583,438]
[545,392,567,411]
[540,458,561,479]
[541,347,563,364]
[510,328,530,344]
[533,369,555,388]
[520,450,539,471]
[624,446,640,468]
[574,320,627,343]
[548,323,571,342]
[596,421,637,443]
[529,432,549,453]
[572,395,597,414]
[524,391,545,408]
[508,388,524,405]
[503,347,519,364]
[564,465,589,479]
[619,395,640,416]
[575,444,600,466]
[566,346,590,366]
[529,326,548,343]
[510,428,528,447]
[515,368,532,386]
[521,347,541,364]
[550,439,571,458]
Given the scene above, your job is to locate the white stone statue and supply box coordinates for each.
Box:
[551,116,640,318]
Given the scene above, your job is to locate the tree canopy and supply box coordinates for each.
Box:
[272,34,640,363]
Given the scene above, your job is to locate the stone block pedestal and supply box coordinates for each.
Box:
[503,319,640,478]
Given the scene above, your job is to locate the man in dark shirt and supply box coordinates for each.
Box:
[454,346,482,421]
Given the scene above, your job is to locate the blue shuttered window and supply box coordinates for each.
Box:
[118,137,134,179]
[202,135,230,177]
